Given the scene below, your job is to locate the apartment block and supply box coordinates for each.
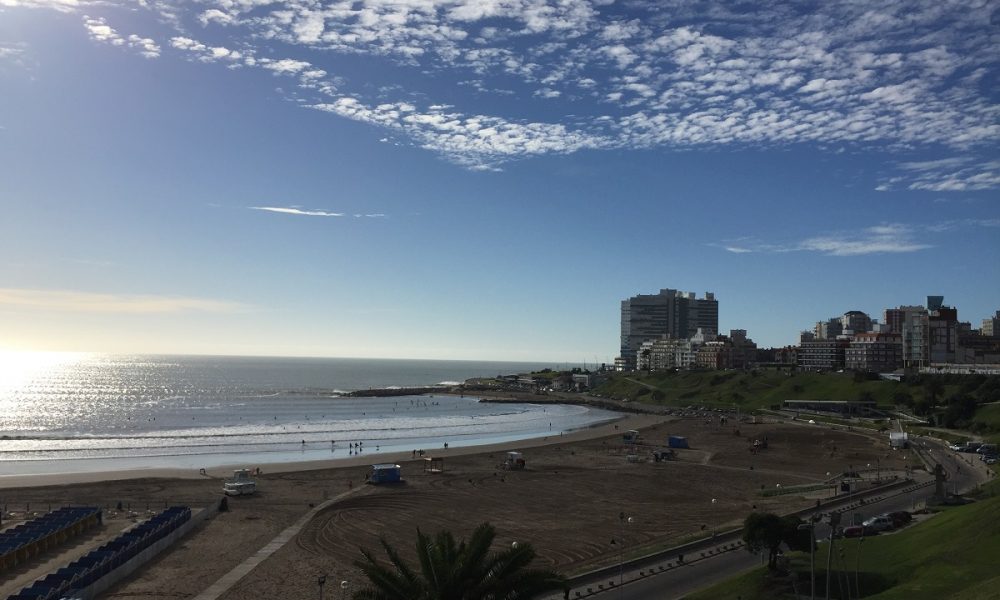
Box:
[846,332,903,373]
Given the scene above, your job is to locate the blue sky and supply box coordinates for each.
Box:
[0,0,998,362]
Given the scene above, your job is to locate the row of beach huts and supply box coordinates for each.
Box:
[3,506,191,600]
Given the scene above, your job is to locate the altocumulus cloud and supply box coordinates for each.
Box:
[14,0,1000,185]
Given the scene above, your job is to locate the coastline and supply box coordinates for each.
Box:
[0,412,657,489]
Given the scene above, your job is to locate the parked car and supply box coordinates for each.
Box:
[982,455,998,465]
[962,442,983,453]
[862,515,895,532]
[842,525,878,538]
[977,444,997,455]
[887,511,912,527]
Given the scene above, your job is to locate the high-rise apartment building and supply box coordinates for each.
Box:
[983,311,1000,337]
[841,311,872,334]
[929,306,959,364]
[814,318,843,340]
[884,305,929,368]
[619,288,718,369]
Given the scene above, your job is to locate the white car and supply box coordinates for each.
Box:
[862,515,895,532]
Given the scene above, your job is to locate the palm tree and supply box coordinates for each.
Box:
[353,522,567,600]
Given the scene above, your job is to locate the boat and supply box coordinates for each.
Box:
[223,469,257,496]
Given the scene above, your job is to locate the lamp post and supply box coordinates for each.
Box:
[318,575,327,600]
[855,537,864,599]
[826,511,841,600]
[711,498,717,536]
[797,520,817,600]
[616,512,633,596]
[340,580,349,600]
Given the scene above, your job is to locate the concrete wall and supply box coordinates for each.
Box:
[69,502,220,600]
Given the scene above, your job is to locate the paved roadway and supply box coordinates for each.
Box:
[555,435,992,600]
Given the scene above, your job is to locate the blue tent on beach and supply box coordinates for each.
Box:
[369,464,402,484]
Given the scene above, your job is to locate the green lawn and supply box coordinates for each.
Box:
[593,370,909,412]
[971,403,1000,436]
[686,479,1000,599]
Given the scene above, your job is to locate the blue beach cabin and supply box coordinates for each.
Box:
[369,463,402,484]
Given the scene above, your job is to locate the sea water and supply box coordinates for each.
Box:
[0,354,618,475]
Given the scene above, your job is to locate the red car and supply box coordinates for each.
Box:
[841,525,878,538]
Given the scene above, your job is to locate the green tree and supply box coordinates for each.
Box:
[941,393,978,428]
[741,513,810,570]
[924,378,945,405]
[353,522,567,600]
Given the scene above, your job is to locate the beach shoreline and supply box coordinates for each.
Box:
[0,411,653,489]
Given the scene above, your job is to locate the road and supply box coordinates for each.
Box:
[554,434,992,600]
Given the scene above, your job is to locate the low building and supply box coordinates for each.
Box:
[637,336,695,371]
[797,339,849,371]
[695,340,732,370]
[783,399,878,417]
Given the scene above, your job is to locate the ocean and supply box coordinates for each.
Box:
[0,354,619,476]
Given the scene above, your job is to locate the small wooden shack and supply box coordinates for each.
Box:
[423,457,444,474]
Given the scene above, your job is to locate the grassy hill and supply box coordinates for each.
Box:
[592,370,907,411]
[686,477,1000,599]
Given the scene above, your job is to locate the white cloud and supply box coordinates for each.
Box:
[25,0,998,175]
[127,34,160,59]
[0,0,81,11]
[250,206,345,217]
[83,16,123,46]
[83,17,160,59]
[0,288,247,314]
[170,37,244,64]
[895,159,1000,192]
[312,97,609,169]
[261,58,313,74]
[717,223,934,257]
[798,235,930,256]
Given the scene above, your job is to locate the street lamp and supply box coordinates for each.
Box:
[615,512,634,596]
[711,498,717,536]
[340,580,349,600]
[826,511,841,600]
[855,537,864,599]
[318,575,327,600]
[797,520,817,600]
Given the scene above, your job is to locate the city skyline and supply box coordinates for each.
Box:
[1,1,998,362]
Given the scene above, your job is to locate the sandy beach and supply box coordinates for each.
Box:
[0,411,906,600]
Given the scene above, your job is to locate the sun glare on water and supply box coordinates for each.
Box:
[0,350,89,399]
